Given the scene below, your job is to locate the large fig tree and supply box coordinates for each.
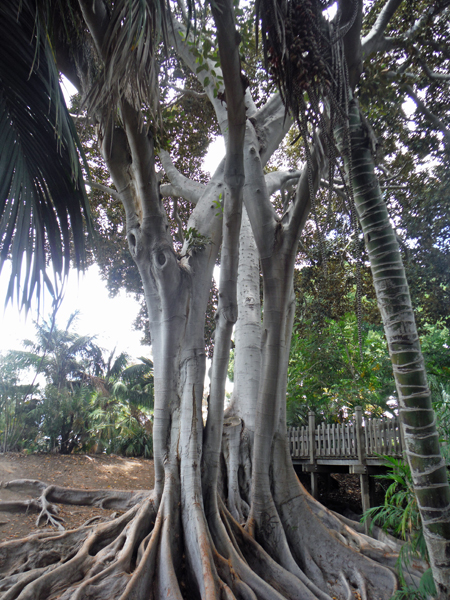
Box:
[1,0,449,598]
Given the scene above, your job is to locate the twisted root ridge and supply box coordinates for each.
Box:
[0,468,419,600]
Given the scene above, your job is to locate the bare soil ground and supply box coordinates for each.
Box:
[0,453,382,543]
[0,453,154,542]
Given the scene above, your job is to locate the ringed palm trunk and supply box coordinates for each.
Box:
[347,98,450,597]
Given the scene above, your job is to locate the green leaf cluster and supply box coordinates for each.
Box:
[185,227,211,254]
[287,315,450,428]
[362,457,441,600]
[287,314,394,426]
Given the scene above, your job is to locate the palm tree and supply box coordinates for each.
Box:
[12,312,102,452]
[345,100,450,595]
[0,2,92,308]
[88,356,154,457]
[113,357,154,411]
[17,313,97,385]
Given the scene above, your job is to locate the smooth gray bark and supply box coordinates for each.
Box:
[203,0,246,518]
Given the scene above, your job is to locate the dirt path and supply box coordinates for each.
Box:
[0,453,154,542]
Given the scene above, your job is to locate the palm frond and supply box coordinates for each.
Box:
[138,356,154,368]
[87,0,170,128]
[0,1,92,310]
[109,350,130,378]
[112,381,128,397]
[121,357,154,381]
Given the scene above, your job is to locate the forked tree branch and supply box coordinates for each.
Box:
[373,3,450,54]
[265,170,302,196]
[168,17,229,131]
[85,180,121,202]
[158,150,205,204]
[362,0,403,56]
[168,86,208,105]
[413,50,450,81]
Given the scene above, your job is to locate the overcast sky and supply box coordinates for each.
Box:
[0,264,146,358]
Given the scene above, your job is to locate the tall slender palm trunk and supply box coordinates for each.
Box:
[347,98,450,597]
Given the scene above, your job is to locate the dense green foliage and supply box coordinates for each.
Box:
[0,354,39,453]
[362,457,446,600]
[287,313,394,425]
[0,316,154,457]
[287,316,450,427]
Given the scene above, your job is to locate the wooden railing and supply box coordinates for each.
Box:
[287,407,404,531]
[288,407,403,461]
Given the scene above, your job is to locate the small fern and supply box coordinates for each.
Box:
[361,456,438,600]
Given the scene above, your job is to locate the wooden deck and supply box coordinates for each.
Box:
[287,407,404,531]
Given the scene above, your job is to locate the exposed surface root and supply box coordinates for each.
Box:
[0,480,400,600]
[0,454,423,599]
[0,496,157,600]
[267,438,400,600]
[1,480,150,515]
[300,478,427,585]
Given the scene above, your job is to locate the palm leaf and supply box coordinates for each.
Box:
[87,0,169,127]
[108,350,130,378]
[0,1,92,309]
[121,357,154,381]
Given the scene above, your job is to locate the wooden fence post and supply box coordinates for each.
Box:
[309,411,319,499]
[355,406,371,534]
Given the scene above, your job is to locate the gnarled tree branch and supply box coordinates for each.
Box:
[265,170,302,197]
[85,180,121,203]
[158,149,206,204]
